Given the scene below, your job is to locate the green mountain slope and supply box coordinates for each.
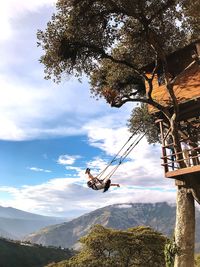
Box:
[0,237,73,267]
[25,202,189,249]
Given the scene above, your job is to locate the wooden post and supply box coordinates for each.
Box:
[156,119,169,173]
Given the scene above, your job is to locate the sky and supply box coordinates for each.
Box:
[0,0,176,218]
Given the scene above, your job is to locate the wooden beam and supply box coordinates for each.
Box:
[166,165,200,178]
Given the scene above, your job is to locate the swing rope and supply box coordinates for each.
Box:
[96,130,147,182]
[96,125,143,180]
[100,132,147,181]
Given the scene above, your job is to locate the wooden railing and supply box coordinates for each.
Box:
[161,145,200,174]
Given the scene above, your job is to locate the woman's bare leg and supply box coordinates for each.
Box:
[110,183,120,187]
[85,168,96,180]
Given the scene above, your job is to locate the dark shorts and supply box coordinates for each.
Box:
[87,179,110,191]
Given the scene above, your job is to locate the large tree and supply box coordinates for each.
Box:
[38,0,200,266]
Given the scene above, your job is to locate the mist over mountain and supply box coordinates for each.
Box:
[0,227,16,240]
[0,205,67,239]
[24,202,177,249]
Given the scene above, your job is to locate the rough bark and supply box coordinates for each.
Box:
[174,185,195,267]
[187,173,200,205]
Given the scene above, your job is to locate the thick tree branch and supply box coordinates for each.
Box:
[102,52,146,79]
[111,96,149,108]
[111,94,171,120]
[61,39,148,79]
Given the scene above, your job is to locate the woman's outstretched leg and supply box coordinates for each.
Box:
[111,183,120,187]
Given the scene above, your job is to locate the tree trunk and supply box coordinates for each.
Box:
[187,173,200,205]
[174,185,195,267]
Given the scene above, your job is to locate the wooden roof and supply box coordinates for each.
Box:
[148,62,200,114]
[143,39,200,74]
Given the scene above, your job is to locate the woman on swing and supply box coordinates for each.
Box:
[85,168,120,193]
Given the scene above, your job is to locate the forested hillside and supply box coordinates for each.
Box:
[0,238,73,267]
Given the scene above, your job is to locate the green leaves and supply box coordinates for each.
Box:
[128,103,161,144]
[63,224,167,267]
[38,0,192,83]
[164,239,179,267]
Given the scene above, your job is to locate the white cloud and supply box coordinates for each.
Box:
[0,72,113,140]
[28,167,51,173]
[116,204,133,208]
[83,125,175,190]
[65,166,82,173]
[86,157,108,173]
[85,125,133,157]
[0,122,176,217]
[0,0,56,41]
[57,155,81,165]
[0,177,176,217]
[0,1,133,142]
[0,119,177,217]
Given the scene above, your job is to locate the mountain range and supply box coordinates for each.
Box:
[25,202,200,251]
[0,206,66,239]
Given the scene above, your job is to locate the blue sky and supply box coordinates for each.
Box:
[0,0,176,218]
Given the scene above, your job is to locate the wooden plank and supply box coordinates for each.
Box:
[165,165,200,178]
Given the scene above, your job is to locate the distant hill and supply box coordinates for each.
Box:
[0,206,67,239]
[0,205,65,221]
[25,202,200,251]
[23,202,182,249]
[0,237,73,267]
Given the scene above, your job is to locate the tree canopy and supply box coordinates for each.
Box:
[37,0,199,142]
[45,224,168,267]
[38,0,193,82]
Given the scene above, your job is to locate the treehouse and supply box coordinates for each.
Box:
[144,39,200,180]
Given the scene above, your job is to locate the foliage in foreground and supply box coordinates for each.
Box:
[0,237,73,267]
[46,224,168,267]
[195,253,200,267]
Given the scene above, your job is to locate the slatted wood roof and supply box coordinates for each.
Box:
[148,62,200,114]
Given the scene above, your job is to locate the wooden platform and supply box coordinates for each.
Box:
[166,165,200,179]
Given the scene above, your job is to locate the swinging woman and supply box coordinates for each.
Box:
[85,130,146,192]
[85,168,120,193]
